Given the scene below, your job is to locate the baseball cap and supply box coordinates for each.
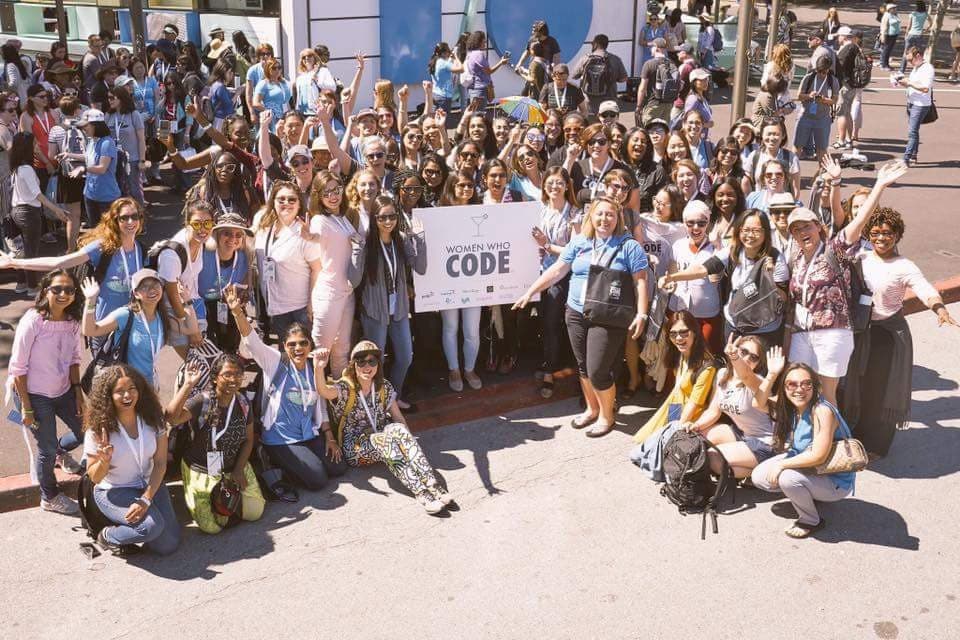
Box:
[311,136,330,152]
[285,144,311,163]
[162,25,178,36]
[768,192,798,210]
[113,75,135,90]
[645,118,669,132]
[208,25,224,36]
[76,109,106,126]
[678,43,694,55]
[787,207,820,228]
[690,67,711,82]
[356,108,377,121]
[131,269,161,291]
[835,26,853,37]
[598,100,620,115]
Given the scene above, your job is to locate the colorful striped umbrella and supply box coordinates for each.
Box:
[496,96,547,125]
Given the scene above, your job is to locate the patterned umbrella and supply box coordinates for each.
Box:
[496,96,547,125]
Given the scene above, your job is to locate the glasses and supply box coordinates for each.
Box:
[220,230,246,239]
[365,151,385,161]
[739,227,764,237]
[377,214,399,222]
[47,285,76,296]
[354,355,379,368]
[459,151,479,160]
[737,347,760,364]
[544,180,566,191]
[599,111,618,119]
[668,329,691,340]
[606,183,628,192]
[323,186,344,197]
[455,182,475,190]
[685,220,708,228]
[526,133,545,142]
[770,209,790,217]
[765,172,785,179]
[784,379,814,391]
[869,230,896,239]
[517,154,535,163]
[136,280,161,292]
[290,158,312,168]
[587,137,608,147]
[400,186,423,194]
[188,220,215,232]
[285,339,310,349]
[275,195,300,204]
[423,168,441,177]
[216,163,238,172]
[117,213,142,224]
[405,134,424,141]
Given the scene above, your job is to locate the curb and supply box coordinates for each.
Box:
[3,276,959,514]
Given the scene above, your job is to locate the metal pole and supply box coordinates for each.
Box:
[730,0,755,124]
[129,0,146,57]
[55,0,68,49]
[765,0,783,61]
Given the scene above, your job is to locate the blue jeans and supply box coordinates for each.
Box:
[27,389,83,501]
[881,35,898,68]
[272,307,310,341]
[264,437,347,490]
[361,314,414,395]
[905,103,929,161]
[899,35,924,73]
[93,484,181,555]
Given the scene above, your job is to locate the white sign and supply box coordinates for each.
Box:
[413,201,542,312]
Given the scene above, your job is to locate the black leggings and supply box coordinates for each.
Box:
[539,276,570,371]
[565,306,626,391]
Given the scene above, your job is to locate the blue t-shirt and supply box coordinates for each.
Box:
[787,401,855,492]
[197,249,249,302]
[209,81,235,120]
[560,233,649,314]
[254,79,292,128]
[84,137,122,202]
[246,62,264,92]
[432,57,456,98]
[131,77,158,119]
[82,240,145,321]
[264,362,318,446]
[109,307,164,387]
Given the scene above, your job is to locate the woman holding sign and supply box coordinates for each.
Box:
[514,196,650,437]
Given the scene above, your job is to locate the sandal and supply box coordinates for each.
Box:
[586,421,616,438]
[540,379,554,399]
[784,518,826,539]
[570,413,598,429]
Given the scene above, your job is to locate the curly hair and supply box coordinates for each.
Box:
[84,365,165,443]
[770,44,793,77]
[865,207,905,242]
[79,197,145,254]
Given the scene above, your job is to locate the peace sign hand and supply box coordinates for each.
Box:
[223,283,242,312]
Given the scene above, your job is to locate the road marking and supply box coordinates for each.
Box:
[866,87,960,92]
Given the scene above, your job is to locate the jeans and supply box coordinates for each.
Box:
[83,198,112,229]
[94,484,181,555]
[361,314,414,396]
[899,35,924,73]
[27,389,84,501]
[124,162,144,204]
[9,205,41,288]
[440,306,481,371]
[751,453,852,525]
[271,307,310,342]
[539,276,570,371]
[264,437,347,491]
[905,103,929,162]
[433,95,453,114]
[881,35,898,68]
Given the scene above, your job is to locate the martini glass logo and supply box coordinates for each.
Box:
[470,212,488,237]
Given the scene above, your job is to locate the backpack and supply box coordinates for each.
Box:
[580,54,611,96]
[653,58,680,103]
[849,47,871,89]
[76,472,114,541]
[146,239,188,274]
[79,310,135,394]
[726,250,784,332]
[97,136,129,196]
[75,240,147,290]
[660,430,735,539]
[711,28,724,53]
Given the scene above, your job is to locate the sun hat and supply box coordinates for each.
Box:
[768,192,798,210]
[212,212,253,236]
[351,340,382,360]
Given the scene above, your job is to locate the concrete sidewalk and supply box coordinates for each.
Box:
[1,302,958,639]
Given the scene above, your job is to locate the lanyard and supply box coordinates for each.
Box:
[380,239,397,293]
[357,387,380,432]
[811,74,829,96]
[553,83,567,109]
[210,396,236,451]
[331,214,355,235]
[288,364,313,415]
[138,310,163,367]
[116,416,147,484]
[217,196,233,213]
[118,244,141,289]
[799,242,825,308]
[134,80,147,103]
[542,202,570,243]
[216,251,238,292]
[590,236,616,266]
[156,61,170,79]
[265,222,297,258]
[35,111,52,137]
[589,157,613,199]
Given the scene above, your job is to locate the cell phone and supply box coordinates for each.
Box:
[502,51,512,59]
[157,119,171,137]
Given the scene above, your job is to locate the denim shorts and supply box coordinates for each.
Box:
[734,427,776,462]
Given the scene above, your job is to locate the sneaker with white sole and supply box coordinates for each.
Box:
[56,452,83,475]
[40,493,80,515]
[417,492,445,515]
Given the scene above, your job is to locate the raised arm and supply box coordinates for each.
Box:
[842,161,908,245]
[342,53,366,119]
[820,154,845,231]
[397,84,410,132]
[318,102,354,174]
[224,284,253,337]
[312,347,340,401]
[258,110,274,170]
[164,361,203,425]
[79,278,121,337]
[752,345,784,413]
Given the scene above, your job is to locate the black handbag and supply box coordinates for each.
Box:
[80,312,134,394]
[582,241,637,329]
[921,96,938,125]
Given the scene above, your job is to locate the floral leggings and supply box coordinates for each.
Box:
[345,422,441,497]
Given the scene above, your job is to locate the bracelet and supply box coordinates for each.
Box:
[932,303,946,314]
[137,496,152,507]
[22,409,34,415]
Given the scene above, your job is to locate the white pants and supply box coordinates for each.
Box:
[312,292,355,376]
[752,453,851,525]
[440,306,481,371]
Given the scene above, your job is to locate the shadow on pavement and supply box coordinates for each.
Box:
[812,498,920,551]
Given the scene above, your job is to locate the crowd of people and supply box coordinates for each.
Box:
[0,6,956,555]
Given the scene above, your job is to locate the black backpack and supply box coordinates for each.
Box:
[145,239,189,274]
[849,47,871,88]
[726,250,784,333]
[76,473,113,541]
[653,58,680,103]
[660,430,735,539]
[580,54,611,96]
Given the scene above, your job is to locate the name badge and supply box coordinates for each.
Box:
[206,451,224,477]
[667,403,682,422]
[217,302,229,325]
[388,292,397,316]
[263,258,277,284]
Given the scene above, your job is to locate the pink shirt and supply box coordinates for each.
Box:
[860,251,939,320]
[310,213,356,300]
[9,309,83,398]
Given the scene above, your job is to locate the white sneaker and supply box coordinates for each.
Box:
[56,452,83,475]
[41,493,80,515]
[417,493,445,515]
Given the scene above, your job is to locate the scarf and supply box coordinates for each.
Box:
[841,313,912,430]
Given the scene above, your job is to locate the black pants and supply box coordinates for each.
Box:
[853,324,899,457]
[565,306,626,391]
[264,437,348,491]
[204,300,242,353]
[10,205,42,288]
[539,275,570,371]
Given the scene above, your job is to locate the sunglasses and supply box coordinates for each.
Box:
[285,339,311,349]
[323,187,343,197]
[737,347,760,364]
[188,220,215,232]
[526,133,544,142]
[290,158,312,168]
[216,163,238,172]
[459,151,479,160]
[275,195,300,204]
[518,154,535,162]
[220,230,247,239]
[354,355,379,368]
[117,213,142,224]
[587,137,608,147]
[685,220,708,228]
[423,168,441,177]
[406,133,424,141]
[765,172,785,179]
[400,186,423,194]
[136,280,162,292]
[377,214,399,222]
[599,111,618,119]
[784,379,814,391]
[455,182,475,190]
[668,329,691,339]
[606,183,628,192]
[869,230,895,239]
[48,285,76,296]
[365,151,385,161]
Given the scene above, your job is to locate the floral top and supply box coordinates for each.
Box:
[788,233,857,331]
[329,379,397,461]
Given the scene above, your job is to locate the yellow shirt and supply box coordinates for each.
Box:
[633,359,716,443]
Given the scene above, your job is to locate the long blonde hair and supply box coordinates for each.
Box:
[345,169,380,211]
[78,197,145,254]
[770,44,792,75]
[373,79,396,110]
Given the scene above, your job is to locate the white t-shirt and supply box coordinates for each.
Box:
[157,229,203,301]
[669,237,721,318]
[253,213,323,315]
[708,374,774,443]
[11,165,41,208]
[83,419,158,489]
[860,251,938,320]
[907,61,934,107]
